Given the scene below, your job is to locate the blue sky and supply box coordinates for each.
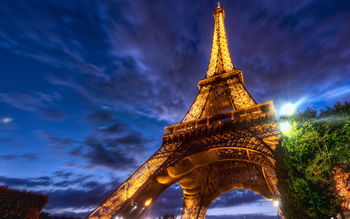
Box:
[0,0,349,218]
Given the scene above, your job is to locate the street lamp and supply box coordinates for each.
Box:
[279,103,320,219]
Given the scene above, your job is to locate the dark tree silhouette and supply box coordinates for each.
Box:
[159,215,176,219]
[0,186,48,219]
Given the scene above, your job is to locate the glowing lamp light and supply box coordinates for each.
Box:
[273,200,279,207]
[280,103,296,116]
[144,198,152,207]
[279,121,291,134]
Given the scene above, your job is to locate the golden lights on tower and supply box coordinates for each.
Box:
[206,1,234,78]
[144,198,152,207]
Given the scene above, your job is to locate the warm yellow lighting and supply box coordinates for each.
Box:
[144,198,152,207]
[279,121,291,134]
[273,200,279,207]
[281,103,296,116]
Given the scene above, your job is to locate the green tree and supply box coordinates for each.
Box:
[275,102,350,218]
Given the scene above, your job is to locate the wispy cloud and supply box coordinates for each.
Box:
[0,92,65,121]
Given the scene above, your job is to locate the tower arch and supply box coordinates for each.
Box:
[176,157,278,219]
[206,189,281,218]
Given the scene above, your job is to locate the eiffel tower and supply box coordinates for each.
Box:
[89,3,282,219]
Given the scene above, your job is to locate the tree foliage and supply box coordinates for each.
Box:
[0,186,48,219]
[275,102,350,218]
[158,215,176,219]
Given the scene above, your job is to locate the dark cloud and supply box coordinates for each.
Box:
[45,186,109,210]
[65,109,153,170]
[97,122,124,136]
[210,189,263,208]
[52,171,74,179]
[0,176,52,188]
[37,107,66,121]
[107,131,146,147]
[146,184,184,217]
[70,136,137,170]
[85,110,114,123]
[0,137,11,143]
[36,110,151,170]
[0,172,96,190]
[44,176,121,217]
[52,174,93,188]
[82,180,101,189]
[85,110,129,136]
[0,153,39,161]
[36,130,76,148]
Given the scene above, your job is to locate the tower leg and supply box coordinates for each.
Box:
[181,195,208,219]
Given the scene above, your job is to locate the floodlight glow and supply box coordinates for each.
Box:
[279,121,291,134]
[281,103,296,116]
[273,200,279,207]
[144,198,152,207]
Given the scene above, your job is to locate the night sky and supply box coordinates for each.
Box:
[1,0,350,218]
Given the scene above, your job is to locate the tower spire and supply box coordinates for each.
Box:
[206,4,234,78]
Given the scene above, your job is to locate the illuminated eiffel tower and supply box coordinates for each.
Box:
[89,3,282,219]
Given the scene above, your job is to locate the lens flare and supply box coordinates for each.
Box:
[279,121,291,134]
[280,103,296,116]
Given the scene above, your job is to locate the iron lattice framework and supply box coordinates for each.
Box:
[89,4,282,219]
